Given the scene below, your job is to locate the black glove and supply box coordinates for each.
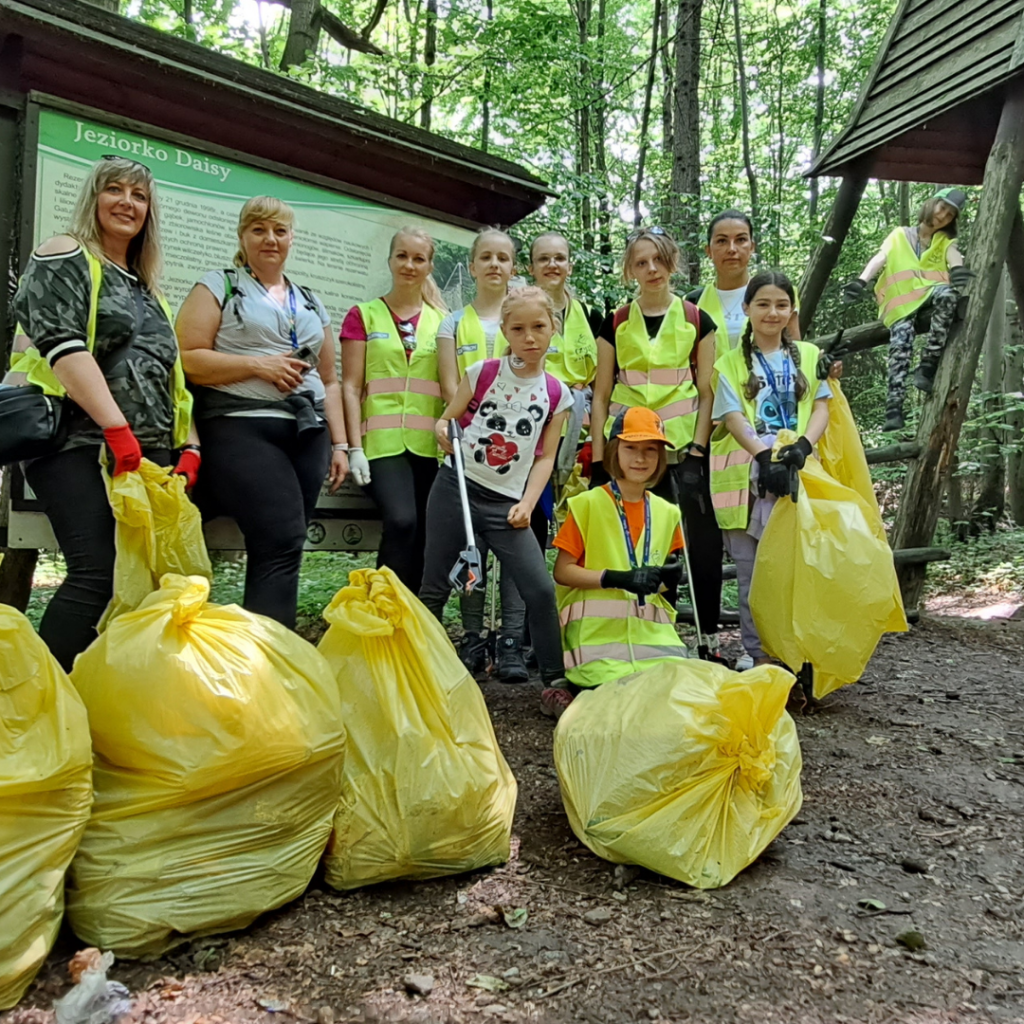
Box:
[842,278,867,305]
[754,449,793,499]
[678,450,704,496]
[589,460,610,489]
[949,265,974,290]
[659,556,683,603]
[601,566,663,597]
[777,435,812,471]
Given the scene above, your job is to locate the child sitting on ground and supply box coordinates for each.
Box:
[543,407,685,719]
[419,286,574,692]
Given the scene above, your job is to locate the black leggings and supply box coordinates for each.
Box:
[363,452,438,592]
[25,443,171,672]
[652,460,723,634]
[196,415,330,628]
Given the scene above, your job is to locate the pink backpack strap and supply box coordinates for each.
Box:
[457,358,501,428]
[683,298,700,336]
[535,372,564,456]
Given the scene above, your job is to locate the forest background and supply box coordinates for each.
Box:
[86,0,1024,534]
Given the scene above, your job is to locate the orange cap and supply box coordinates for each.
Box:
[608,407,674,448]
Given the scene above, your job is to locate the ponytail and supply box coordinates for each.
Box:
[783,334,809,400]
[421,274,448,314]
[740,321,761,402]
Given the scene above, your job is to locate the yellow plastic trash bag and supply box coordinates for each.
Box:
[750,433,908,700]
[553,660,802,889]
[0,600,92,1008]
[319,567,516,890]
[817,378,880,515]
[67,573,345,957]
[100,458,211,629]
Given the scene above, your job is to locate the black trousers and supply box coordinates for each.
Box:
[652,459,723,635]
[196,415,330,629]
[363,452,438,593]
[25,443,171,672]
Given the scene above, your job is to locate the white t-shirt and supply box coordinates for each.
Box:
[456,357,573,500]
[438,307,502,360]
[716,285,748,345]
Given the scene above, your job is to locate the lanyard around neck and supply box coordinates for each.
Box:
[609,480,651,569]
[754,349,792,431]
[246,265,298,349]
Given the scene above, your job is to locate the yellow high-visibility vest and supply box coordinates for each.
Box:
[496,297,596,386]
[605,297,699,450]
[358,299,444,460]
[454,305,506,379]
[698,282,802,363]
[558,486,685,688]
[708,340,819,530]
[11,247,193,447]
[874,227,952,328]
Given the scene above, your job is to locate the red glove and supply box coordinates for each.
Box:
[173,448,201,491]
[103,424,142,476]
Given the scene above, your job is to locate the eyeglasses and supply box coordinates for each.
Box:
[533,254,569,267]
[101,153,152,173]
[397,321,417,352]
[626,226,668,244]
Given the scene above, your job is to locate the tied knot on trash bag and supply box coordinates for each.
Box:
[325,568,406,637]
[165,573,211,626]
[721,733,777,792]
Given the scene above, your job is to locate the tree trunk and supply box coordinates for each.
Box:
[945,454,968,542]
[732,0,757,232]
[970,273,1007,529]
[898,181,910,226]
[893,80,1024,608]
[481,0,493,152]
[660,0,673,153]
[280,0,319,69]
[808,0,825,224]
[670,0,702,283]
[633,0,662,227]
[576,0,594,250]
[593,0,612,261]
[420,0,437,130]
[798,170,868,335]
[1003,218,1024,524]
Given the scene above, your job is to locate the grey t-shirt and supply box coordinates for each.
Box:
[198,268,330,403]
[438,307,501,360]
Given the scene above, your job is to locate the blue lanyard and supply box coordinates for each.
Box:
[609,480,650,564]
[246,266,298,349]
[754,350,792,431]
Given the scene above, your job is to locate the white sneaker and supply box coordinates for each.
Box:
[735,654,755,671]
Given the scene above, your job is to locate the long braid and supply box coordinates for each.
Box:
[782,331,809,400]
[741,320,761,401]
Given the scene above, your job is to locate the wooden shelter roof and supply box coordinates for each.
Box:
[0,0,548,226]
[809,0,1024,183]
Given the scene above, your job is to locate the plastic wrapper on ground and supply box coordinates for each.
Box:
[100,458,212,630]
[67,574,345,958]
[553,660,802,889]
[751,431,908,700]
[0,599,92,1008]
[319,567,516,890]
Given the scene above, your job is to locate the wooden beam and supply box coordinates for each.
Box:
[798,169,868,335]
[892,79,1024,609]
[891,547,951,566]
[864,442,921,465]
[807,319,888,355]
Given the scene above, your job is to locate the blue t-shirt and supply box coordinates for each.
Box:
[713,348,830,436]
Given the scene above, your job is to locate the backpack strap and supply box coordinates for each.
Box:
[535,372,563,456]
[296,283,319,311]
[683,298,701,336]
[221,268,239,311]
[457,358,501,428]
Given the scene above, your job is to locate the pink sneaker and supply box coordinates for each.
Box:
[540,687,574,719]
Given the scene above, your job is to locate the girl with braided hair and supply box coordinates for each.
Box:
[709,270,831,667]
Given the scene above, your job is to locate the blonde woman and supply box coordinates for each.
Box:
[176,196,348,628]
[339,228,447,591]
[11,155,196,670]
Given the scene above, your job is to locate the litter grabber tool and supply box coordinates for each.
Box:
[447,419,483,595]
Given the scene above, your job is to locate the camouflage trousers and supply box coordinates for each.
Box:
[887,285,958,411]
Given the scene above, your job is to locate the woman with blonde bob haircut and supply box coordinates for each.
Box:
[177,195,348,628]
[11,155,197,670]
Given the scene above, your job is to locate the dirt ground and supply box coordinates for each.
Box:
[6,614,1024,1024]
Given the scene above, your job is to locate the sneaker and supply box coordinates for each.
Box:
[913,360,937,393]
[458,631,489,676]
[540,686,575,719]
[496,636,529,683]
[735,654,755,671]
[882,406,905,432]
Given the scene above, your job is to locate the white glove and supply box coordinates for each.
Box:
[348,447,372,487]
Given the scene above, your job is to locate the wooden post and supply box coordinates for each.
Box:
[1005,206,1024,319]
[798,168,869,335]
[892,80,1024,609]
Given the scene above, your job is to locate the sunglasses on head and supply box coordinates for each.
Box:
[626,226,668,244]
[101,153,152,173]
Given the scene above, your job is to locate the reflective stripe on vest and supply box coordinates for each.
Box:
[557,487,685,687]
[708,341,819,530]
[11,248,193,447]
[456,305,506,378]
[604,297,699,449]
[359,298,444,460]
[874,227,952,328]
